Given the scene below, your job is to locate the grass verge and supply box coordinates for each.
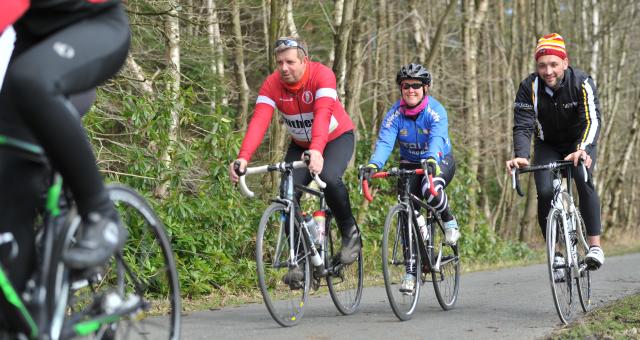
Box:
[546,293,640,339]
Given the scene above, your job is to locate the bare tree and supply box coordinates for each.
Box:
[206,0,227,115]
[332,0,356,100]
[155,0,181,199]
[461,0,489,231]
[231,0,250,130]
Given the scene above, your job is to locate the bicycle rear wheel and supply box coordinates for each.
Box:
[326,213,363,315]
[546,206,576,325]
[382,205,420,321]
[429,214,460,310]
[256,203,310,327]
[64,184,181,339]
[573,210,592,313]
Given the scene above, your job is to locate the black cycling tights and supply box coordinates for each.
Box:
[283,131,357,235]
[3,5,130,221]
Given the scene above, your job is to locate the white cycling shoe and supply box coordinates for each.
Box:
[585,246,605,270]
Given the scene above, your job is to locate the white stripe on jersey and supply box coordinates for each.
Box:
[316,88,337,100]
[0,26,16,91]
[532,77,545,141]
[580,79,599,149]
[256,95,276,108]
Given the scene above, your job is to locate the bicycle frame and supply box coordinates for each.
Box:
[238,160,327,273]
[362,167,444,272]
[512,160,589,277]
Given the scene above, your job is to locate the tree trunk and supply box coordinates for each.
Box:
[266,0,287,192]
[124,55,154,95]
[285,0,299,37]
[461,0,489,231]
[329,0,345,67]
[608,94,640,229]
[589,0,600,78]
[155,1,181,199]
[424,0,456,69]
[231,0,250,130]
[332,0,355,100]
[206,0,227,115]
[344,0,365,124]
[408,0,427,64]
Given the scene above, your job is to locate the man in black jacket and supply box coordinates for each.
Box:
[506,33,605,270]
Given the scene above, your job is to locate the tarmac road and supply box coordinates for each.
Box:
[178,252,640,339]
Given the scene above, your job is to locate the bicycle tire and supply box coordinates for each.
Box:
[429,214,460,310]
[256,203,310,327]
[60,185,181,339]
[573,209,592,313]
[326,213,363,315]
[382,204,420,321]
[546,206,576,325]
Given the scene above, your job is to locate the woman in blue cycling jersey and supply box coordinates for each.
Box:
[363,63,459,293]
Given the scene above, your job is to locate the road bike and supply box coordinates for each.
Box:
[511,160,592,324]
[361,161,460,321]
[0,134,181,339]
[236,155,363,327]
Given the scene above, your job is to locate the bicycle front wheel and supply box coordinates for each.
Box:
[382,205,420,321]
[573,209,592,313]
[430,214,460,310]
[326,214,363,315]
[109,184,181,339]
[65,184,182,340]
[256,203,310,327]
[546,206,576,325]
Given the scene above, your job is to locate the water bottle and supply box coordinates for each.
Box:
[304,214,318,243]
[415,210,429,242]
[312,210,326,245]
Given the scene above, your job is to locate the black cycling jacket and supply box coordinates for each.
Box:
[18,0,120,36]
[513,66,601,159]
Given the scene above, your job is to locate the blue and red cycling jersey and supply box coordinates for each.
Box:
[368,96,452,169]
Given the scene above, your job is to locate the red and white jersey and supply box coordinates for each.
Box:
[238,61,354,161]
[0,0,29,32]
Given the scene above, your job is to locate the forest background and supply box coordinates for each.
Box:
[90,0,640,300]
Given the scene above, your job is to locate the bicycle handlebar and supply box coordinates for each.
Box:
[237,160,326,198]
[511,159,587,197]
[361,167,437,202]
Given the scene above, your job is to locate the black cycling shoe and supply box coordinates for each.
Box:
[64,213,127,270]
[282,266,305,290]
[339,226,361,265]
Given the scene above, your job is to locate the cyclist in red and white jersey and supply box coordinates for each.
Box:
[229,37,360,284]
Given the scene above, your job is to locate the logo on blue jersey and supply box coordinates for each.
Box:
[400,129,408,136]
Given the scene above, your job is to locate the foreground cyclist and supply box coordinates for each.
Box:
[505,33,605,270]
[228,37,361,286]
[0,1,130,331]
[363,63,459,293]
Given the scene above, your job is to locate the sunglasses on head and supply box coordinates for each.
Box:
[274,39,308,55]
[401,83,424,90]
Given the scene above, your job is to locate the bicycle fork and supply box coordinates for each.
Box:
[551,180,577,278]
